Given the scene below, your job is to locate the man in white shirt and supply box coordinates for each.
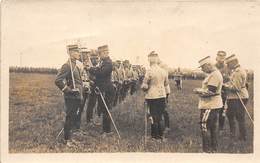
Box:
[141,51,169,141]
[194,56,223,153]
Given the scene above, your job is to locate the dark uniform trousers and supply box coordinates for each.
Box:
[146,98,166,139]
[130,80,137,95]
[226,99,248,140]
[200,108,219,153]
[86,87,99,122]
[163,94,170,128]
[112,82,121,106]
[162,110,170,129]
[175,79,181,90]
[97,83,115,133]
[118,83,125,103]
[121,81,130,101]
[64,98,82,140]
[75,92,88,128]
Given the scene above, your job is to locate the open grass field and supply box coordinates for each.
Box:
[9,72,254,153]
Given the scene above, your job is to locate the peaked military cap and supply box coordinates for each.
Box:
[66,44,79,52]
[90,49,99,57]
[98,45,109,52]
[79,47,91,60]
[123,60,130,64]
[225,54,238,64]
[148,51,158,57]
[198,56,212,68]
[79,47,89,53]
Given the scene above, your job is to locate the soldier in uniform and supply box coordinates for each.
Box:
[121,60,132,100]
[223,54,249,141]
[117,60,126,103]
[85,50,101,125]
[130,65,139,95]
[141,51,169,141]
[194,56,223,153]
[75,47,91,129]
[174,68,183,90]
[112,61,120,106]
[88,45,115,136]
[55,44,83,144]
[215,51,229,131]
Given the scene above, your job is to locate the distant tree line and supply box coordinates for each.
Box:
[9,66,58,74]
[168,71,206,80]
[9,66,254,81]
[168,69,254,81]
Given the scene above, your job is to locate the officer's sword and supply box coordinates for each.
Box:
[229,80,254,125]
[95,87,121,139]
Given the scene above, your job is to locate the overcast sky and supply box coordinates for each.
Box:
[2,0,260,69]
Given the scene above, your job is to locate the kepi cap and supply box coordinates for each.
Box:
[79,47,89,53]
[98,45,109,52]
[66,44,79,52]
[198,56,212,68]
[148,51,158,57]
[79,47,91,60]
[225,54,238,64]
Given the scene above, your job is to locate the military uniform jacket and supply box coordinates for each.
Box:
[89,56,113,88]
[112,69,119,82]
[198,70,223,110]
[226,66,249,99]
[55,59,83,99]
[160,65,171,94]
[141,64,169,99]
[124,68,134,81]
[117,67,125,83]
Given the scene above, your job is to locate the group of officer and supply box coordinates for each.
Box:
[194,51,250,153]
[55,44,145,145]
[55,45,251,152]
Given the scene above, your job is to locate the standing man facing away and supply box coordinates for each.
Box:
[141,51,169,141]
[55,44,83,145]
[88,45,115,137]
[223,54,249,141]
[194,56,223,153]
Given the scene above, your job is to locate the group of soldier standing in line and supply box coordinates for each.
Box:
[55,44,146,145]
[55,44,251,153]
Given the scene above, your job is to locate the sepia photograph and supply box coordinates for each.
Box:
[1,0,260,162]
